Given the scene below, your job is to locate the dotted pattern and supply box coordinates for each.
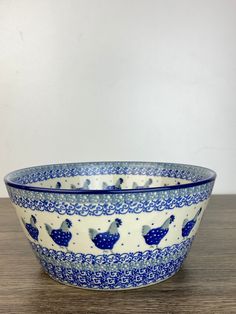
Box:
[182,220,196,237]
[49,229,72,247]
[91,232,120,250]
[25,223,39,241]
[143,215,175,246]
[143,228,169,246]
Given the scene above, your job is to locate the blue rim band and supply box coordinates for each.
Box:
[4,161,216,195]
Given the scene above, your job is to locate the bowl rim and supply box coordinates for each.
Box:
[4,161,217,195]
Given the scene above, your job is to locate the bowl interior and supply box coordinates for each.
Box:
[30,174,191,190]
[5,162,216,191]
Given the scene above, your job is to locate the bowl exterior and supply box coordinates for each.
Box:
[6,176,214,290]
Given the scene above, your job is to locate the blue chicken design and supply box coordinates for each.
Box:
[132,178,153,189]
[55,181,62,189]
[22,215,39,241]
[78,179,91,190]
[45,219,72,251]
[142,215,175,248]
[89,218,122,253]
[70,179,91,190]
[182,208,202,238]
[102,178,123,190]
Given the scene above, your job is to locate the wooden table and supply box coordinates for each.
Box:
[0,196,236,313]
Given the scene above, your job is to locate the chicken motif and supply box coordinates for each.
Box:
[132,178,153,189]
[22,215,39,241]
[182,208,202,238]
[70,179,91,190]
[45,219,72,251]
[79,179,91,190]
[102,178,123,190]
[55,181,62,189]
[142,215,175,249]
[89,218,122,253]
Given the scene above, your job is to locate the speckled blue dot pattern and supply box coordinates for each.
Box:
[49,229,72,247]
[182,221,196,237]
[25,223,39,241]
[92,232,120,250]
[182,208,202,238]
[89,218,122,251]
[143,215,175,246]
[144,228,169,246]
[45,220,73,248]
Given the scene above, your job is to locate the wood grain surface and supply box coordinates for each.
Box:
[0,196,236,313]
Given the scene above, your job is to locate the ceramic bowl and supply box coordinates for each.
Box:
[4,162,216,290]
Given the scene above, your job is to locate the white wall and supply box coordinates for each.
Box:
[1,0,236,196]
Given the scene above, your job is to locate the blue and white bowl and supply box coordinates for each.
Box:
[4,162,216,290]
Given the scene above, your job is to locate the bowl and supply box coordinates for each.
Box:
[4,161,216,290]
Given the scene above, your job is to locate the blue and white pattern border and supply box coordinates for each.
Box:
[7,181,213,216]
[8,162,210,185]
[31,237,193,289]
